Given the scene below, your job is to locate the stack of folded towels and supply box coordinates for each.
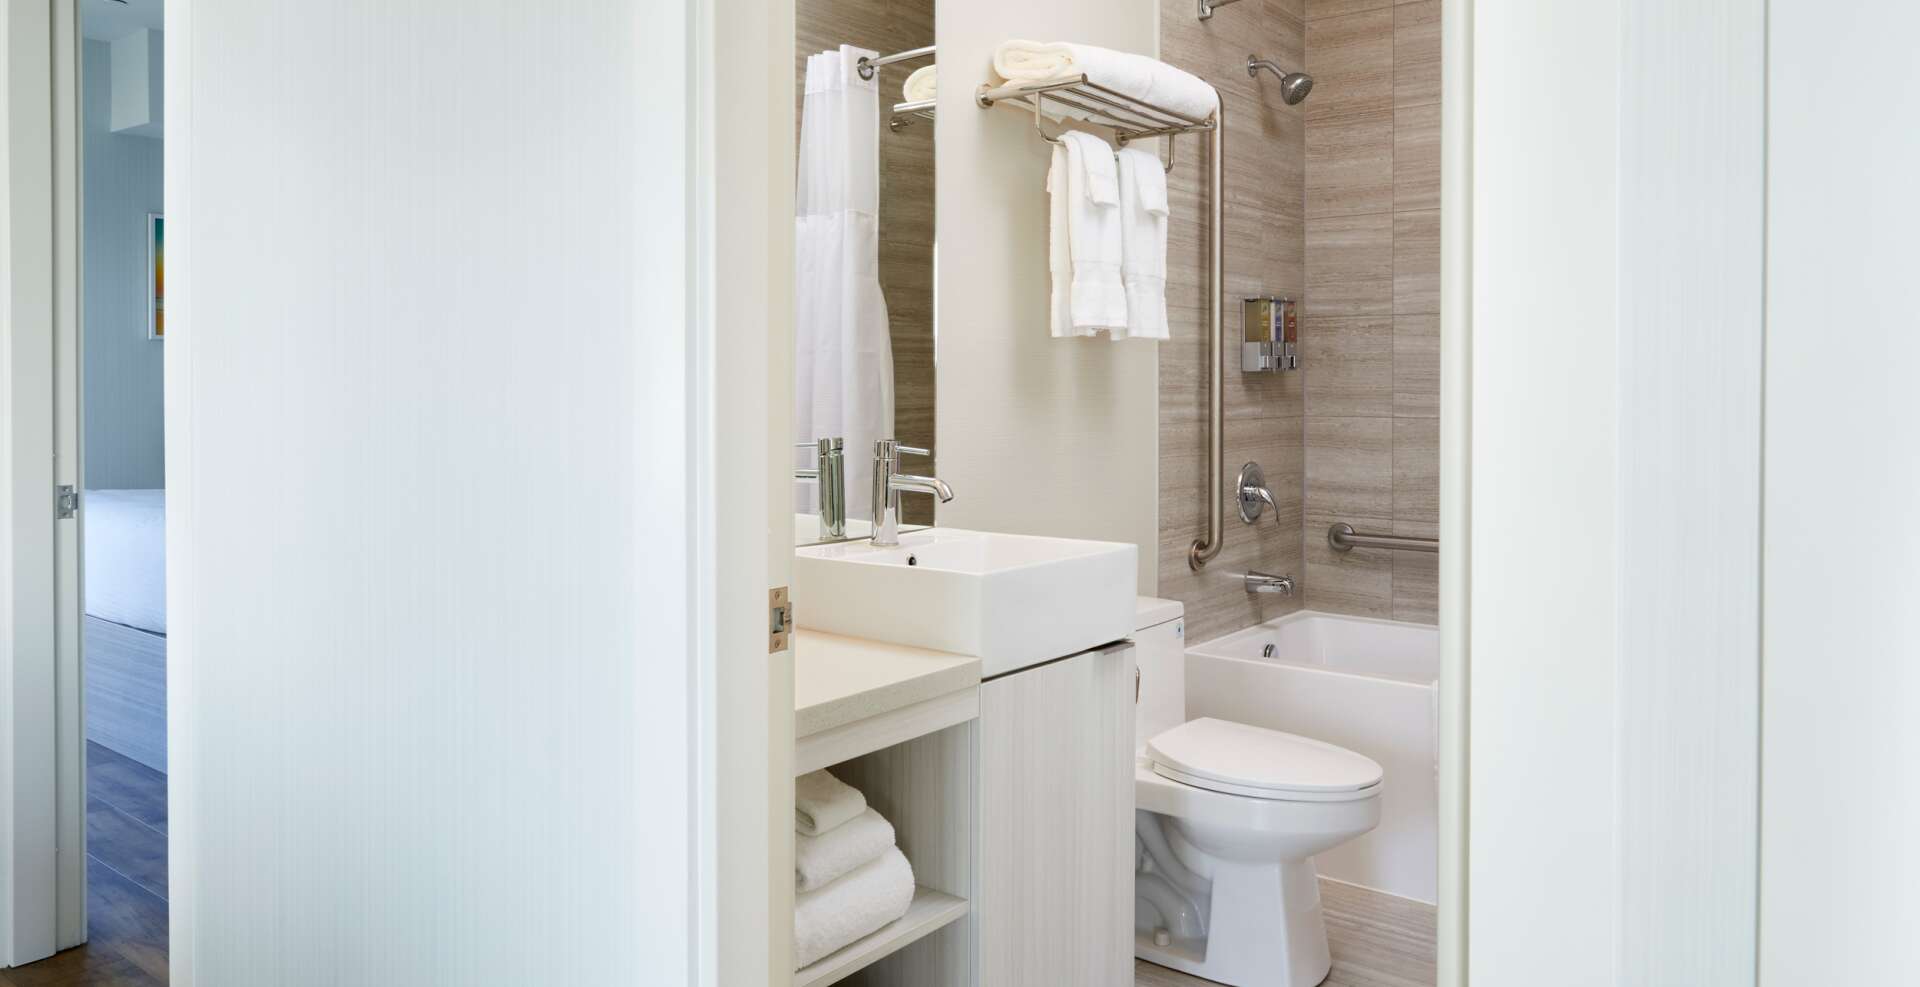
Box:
[793,769,915,970]
[990,41,1219,342]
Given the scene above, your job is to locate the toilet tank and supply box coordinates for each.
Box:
[1133,596,1186,756]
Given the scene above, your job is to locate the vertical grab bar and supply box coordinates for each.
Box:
[1190,93,1226,569]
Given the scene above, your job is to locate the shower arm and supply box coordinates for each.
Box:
[1197,0,1244,19]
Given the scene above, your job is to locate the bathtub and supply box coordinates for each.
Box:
[1186,610,1439,904]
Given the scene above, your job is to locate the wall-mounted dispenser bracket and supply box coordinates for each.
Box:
[1242,297,1298,373]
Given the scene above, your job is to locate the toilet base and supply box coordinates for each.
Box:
[1135,856,1332,987]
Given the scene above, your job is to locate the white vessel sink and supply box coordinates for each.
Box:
[792,528,1137,677]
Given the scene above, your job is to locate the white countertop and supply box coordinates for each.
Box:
[793,630,981,739]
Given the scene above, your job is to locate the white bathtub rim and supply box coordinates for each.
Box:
[1189,609,1441,688]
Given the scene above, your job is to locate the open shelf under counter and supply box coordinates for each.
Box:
[793,886,970,987]
[794,629,981,776]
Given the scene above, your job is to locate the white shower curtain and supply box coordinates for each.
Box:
[796,45,894,522]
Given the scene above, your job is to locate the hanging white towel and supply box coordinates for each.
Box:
[794,769,868,837]
[993,40,1219,122]
[1116,146,1170,340]
[796,45,895,521]
[1048,131,1129,337]
[793,847,916,970]
[796,807,897,893]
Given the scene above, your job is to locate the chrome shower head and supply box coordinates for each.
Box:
[1247,56,1314,105]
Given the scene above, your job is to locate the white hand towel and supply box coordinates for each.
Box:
[902,64,937,103]
[993,40,1219,122]
[1053,131,1129,336]
[793,846,916,970]
[1116,146,1170,340]
[795,769,867,836]
[796,807,897,893]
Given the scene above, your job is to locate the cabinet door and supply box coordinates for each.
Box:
[977,643,1134,985]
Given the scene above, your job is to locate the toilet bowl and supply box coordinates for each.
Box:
[1131,599,1384,987]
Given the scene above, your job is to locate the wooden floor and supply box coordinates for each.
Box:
[1135,878,1435,987]
[0,743,168,987]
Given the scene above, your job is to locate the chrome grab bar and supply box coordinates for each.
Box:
[1327,522,1438,554]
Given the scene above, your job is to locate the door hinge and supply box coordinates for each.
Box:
[769,587,792,653]
[55,485,78,519]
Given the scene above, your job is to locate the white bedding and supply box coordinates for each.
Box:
[83,489,166,635]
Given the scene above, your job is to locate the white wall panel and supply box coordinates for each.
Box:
[165,2,694,983]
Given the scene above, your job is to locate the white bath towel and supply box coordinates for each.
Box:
[794,769,867,837]
[993,40,1218,123]
[796,807,897,893]
[901,64,936,103]
[1049,131,1129,337]
[793,847,916,970]
[1115,146,1170,340]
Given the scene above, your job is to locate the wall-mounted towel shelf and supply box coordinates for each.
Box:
[889,98,936,132]
[978,74,1228,570]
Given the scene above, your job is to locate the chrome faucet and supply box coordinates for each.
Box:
[794,438,846,539]
[871,439,954,547]
[1245,571,1295,595]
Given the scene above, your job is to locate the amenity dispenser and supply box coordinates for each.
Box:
[1242,297,1298,373]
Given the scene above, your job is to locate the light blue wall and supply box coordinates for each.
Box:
[83,39,165,490]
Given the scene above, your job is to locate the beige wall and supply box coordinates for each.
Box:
[1155,1,1310,644]
[797,0,938,523]
[1300,0,1440,622]
[933,0,1160,592]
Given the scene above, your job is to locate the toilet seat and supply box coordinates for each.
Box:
[1146,717,1383,803]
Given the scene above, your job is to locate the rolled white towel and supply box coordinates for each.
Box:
[797,807,897,893]
[992,40,1218,122]
[902,64,936,103]
[794,846,916,970]
[795,769,867,836]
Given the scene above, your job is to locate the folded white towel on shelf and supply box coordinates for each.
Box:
[793,846,916,970]
[902,64,937,103]
[993,40,1218,122]
[794,769,867,837]
[1049,131,1129,337]
[1115,145,1170,340]
[796,807,897,893]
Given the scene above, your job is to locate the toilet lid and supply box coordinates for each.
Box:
[1146,718,1383,800]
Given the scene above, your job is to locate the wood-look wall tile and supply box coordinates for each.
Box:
[1307,110,1395,218]
[1305,0,1395,22]
[1392,101,1440,212]
[1305,416,1393,517]
[1302,316,1394,418]
[1307,213,1394,317]
[1391,518,1439,623]
[1393,314,1439,418]
[1392,0,1442,109]
[1392,416,1439,524]
[1305,9,1394,123]
[1392,209,1440,314]
[1304,511,1395,617]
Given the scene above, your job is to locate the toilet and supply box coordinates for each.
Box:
[1132,598,1383,987]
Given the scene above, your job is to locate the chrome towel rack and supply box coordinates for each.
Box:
[975,76,1226,570]
[1327,522,1439,554]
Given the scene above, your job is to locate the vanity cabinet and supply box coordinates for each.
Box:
[976,641,1136,985]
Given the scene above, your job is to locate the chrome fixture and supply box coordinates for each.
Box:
[1245,572,1296,595]
[975,76,1224,568]
[1243,297,1299,373]
[1327,522,1439,554]
[1247,56,1314,105]
[871,439,953,547]
[856,44,935,81]
[1237,462,1279,525]
[1197,0,1244,20]
[795,438,847,539]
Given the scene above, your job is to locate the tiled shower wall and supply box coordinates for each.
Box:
[1158,0,1310,645]
[1300,0,1440,623]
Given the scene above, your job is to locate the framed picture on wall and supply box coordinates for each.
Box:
[148,212,164,340]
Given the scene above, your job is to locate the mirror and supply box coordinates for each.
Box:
[793,1,936,546]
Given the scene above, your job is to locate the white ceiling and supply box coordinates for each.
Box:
[81,0,163,42]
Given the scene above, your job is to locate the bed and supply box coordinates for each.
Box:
[83,488,167,773]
